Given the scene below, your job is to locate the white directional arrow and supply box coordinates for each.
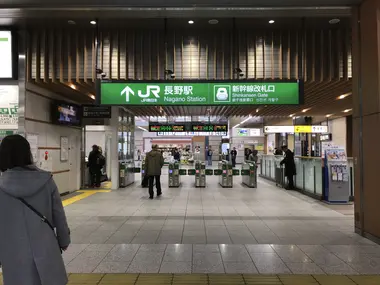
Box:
[121,86,134,102]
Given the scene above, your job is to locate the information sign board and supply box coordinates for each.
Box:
[100,80,303,106]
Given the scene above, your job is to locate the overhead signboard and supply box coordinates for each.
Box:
[0,31,13,79]
[82,105,111,118]
[150,123,228,133]
[264,126,295,133]
[100,80,303,106]
[157,132,227,136]
[233,128,261,137]
[265,125,328,134]
[312,125,328,133]
[320,133,332,142]
[294,125,312,133]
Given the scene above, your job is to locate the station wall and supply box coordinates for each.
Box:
[24,83,81,194]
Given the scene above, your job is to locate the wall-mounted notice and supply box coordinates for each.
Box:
[26,133,39,162]
[0,31,12,78]
[0,85,18,129]
[60,136,69,161]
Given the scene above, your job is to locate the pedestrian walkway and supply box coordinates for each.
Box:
[59,174,380,276]
[62,273,380,285]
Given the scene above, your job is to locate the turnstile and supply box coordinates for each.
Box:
[119,160,135,188]
[195,161,206,187]
[219,160,233,188]
[242,162,257,188]
[169,161,181,187]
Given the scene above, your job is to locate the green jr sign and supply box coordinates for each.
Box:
[100,81,303,106]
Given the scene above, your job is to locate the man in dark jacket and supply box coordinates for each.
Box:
[230,147,237,167]
[88,145,103,187]
[280,145,296,190]
[145,144,165,199]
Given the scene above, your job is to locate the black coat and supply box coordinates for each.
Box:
[280,149,296,176]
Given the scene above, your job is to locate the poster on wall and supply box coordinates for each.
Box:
[60,136,69,161]
[0,31,13,79]
[26,133,39,162]
[0,85,18,130]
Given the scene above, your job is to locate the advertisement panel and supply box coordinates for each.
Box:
[0,31,12,78]
[0,85,18,129]
[100,80,303,106]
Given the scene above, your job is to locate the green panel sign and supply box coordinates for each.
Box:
[214,169,223,176]
[205,169,214,176]
[100,81,302,106]
[241,169,250,176]
[233,169,240,176]
[179,169,187,175]
[187,169,196,175]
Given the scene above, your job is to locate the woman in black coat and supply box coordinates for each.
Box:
[280,145,296,190]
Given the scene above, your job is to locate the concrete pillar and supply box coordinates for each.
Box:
[110,106,119,190]
[352,0,380,241]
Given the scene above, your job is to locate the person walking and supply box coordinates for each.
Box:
[280,145,296,190]
[145,144,164,199]
[249,149,259,164]
[230,147,238,167]
[207,146,213,166]
[0,135,70,285]
[87,145,104,187]
[173,148,181,162]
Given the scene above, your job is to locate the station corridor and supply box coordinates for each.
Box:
[57,173,380,279]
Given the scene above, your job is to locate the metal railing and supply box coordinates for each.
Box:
[260,155,355,199]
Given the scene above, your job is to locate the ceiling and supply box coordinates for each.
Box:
[0,0,359,26]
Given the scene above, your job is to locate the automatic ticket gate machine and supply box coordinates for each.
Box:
[242,162,257,188]
[195,161,206,187]
[168,161,181,187]
[219,160,233,188]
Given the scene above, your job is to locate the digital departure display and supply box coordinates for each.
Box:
[149,124,186,132]
[191,124,228,132]
[149,123,228,133]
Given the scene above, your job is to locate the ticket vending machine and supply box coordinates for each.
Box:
[169,161,181,187]
[195,161,206,187]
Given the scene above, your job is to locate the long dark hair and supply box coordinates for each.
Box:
[0,135,33,172]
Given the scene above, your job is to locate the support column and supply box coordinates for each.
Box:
[110,106,119,190]
[352,0,380,241]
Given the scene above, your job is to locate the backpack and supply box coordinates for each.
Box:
[97,154,106,167]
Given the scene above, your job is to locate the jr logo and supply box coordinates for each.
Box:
[121,85,160,102]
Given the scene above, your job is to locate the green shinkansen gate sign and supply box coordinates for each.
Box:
[99,80,303,106]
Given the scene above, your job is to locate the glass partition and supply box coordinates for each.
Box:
[260,155,354,200]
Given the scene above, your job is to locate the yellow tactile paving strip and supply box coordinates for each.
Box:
[62,190,111,207]
[3,274,377,285]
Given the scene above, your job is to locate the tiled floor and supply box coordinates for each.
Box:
[61,173,380,275]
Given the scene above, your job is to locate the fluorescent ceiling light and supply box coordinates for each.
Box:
[343,109,352,113]
[240,115,252,125]
[89,94,95,100]
[326,114,333,117]
[233,123,240,128]
[289,114,295,117]
[188,20,194,24]
[138,126,148,132]
[269,20,275,24]
[69,84,76,90]
[302,108,311,113]
[90,20,97,25]
[337,92,351,100]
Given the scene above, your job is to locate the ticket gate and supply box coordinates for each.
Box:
[242,162,257,188]
[195,161,206,187]
[219,160,233,188]
[169,161,181,187]
[119,160,135,188]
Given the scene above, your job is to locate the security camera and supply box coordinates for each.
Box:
[101,73,106,78]
[170,74,176,79]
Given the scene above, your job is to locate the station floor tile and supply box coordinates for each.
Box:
[1,273,380,284]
